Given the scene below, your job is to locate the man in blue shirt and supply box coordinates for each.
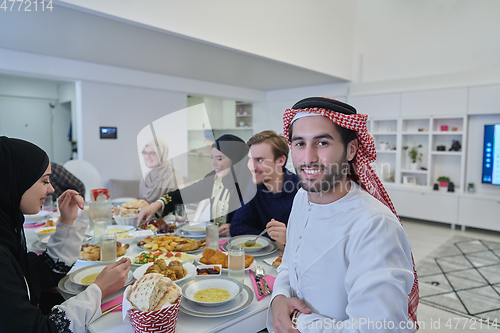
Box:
[229,131,300,250]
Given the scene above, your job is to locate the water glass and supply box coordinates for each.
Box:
[100,234,117,263]
[43,194,54,213]
[228,244,245,283]
[175,204,187,224]
[93,218,108,243]
[206,223,219,250]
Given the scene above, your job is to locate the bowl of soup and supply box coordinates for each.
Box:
[228,235,270,253]
[181,276,243,307]
[69,264,106,286]
[34,226,56,241]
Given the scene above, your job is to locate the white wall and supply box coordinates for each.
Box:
[56,0,356,80]
[78,80,188,186]
[0,76,72,164]
[353,0,500,83]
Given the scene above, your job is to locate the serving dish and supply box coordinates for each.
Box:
[222,239,278,257]
[227,235,271,253]
[132,261,196,283]
[34,226,56,240]
[180,284,253,317]
[179,223,207,236]
[181,276,243,307]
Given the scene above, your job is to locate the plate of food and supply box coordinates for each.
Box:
[138,218,176,234]
[179,223,207,236]
[181,276,243,307]
[24,210,50,224]
[131,251,199,265]
[133,259,195,283]
[222,238,278,257]
[68,264,134,287]
[78,242,131,262]
[137,234,206,253]
[180,283,253,317]
[112,199,149,226]
[197,248,255,271]
[227,235,271,253]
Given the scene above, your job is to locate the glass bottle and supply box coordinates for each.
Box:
[89,188,112,233]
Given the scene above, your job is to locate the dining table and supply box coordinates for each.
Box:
[24,211,280,333]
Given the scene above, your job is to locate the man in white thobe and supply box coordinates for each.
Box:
[267,97,419,333]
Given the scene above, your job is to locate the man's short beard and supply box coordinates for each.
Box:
[295,153,349,194]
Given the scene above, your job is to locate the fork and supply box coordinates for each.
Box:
[252,269,265,296]
[255,266,272,295]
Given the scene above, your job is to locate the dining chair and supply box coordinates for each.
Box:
[63,160,102,202]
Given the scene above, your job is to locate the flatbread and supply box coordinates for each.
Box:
[122,199,149,209]
[128,273,172,311]
[152,285,181,311]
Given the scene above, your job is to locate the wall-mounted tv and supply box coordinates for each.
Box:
[482,124,500,185]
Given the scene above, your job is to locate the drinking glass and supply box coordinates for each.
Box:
[93,218,108,243]
[175,204,187,224]
[228,244,245,283]
[100,234,117,263]
[43,194,54,213]
[206,223,219,250]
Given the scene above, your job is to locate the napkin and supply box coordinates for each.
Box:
[101,295,123,313]
[219,239,229,251]
[250,270,276,301]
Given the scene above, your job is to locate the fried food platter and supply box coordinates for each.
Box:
[137,234,206,253]
[78,242,131,262]
[197,248,256,271]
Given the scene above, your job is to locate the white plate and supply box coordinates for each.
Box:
[174,229,206,239]
[180,284,253,317]
[227,235,271,253]
[180,223,207,236]
[69,264,106,286]
[263,255,280,267]
[58,275,87,295]
[182,276,243,307]
[222,240,278,257]
[24,210,50,223]
[60,269,134,294]
[194,259,256,272]
[133,262,196,283]
[77,245,132,263]
[130,251,199,266]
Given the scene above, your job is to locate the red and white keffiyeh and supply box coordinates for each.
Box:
[283,101,419,326]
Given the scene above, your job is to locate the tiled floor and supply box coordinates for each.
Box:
[403,218,500,332]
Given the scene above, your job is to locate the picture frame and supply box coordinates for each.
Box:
[403,176,416,185]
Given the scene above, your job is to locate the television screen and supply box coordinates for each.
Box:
[482,124,500,185]
[100,127,117,139]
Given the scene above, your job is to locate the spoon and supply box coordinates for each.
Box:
[244,228,268,247]
[255,265,272,295]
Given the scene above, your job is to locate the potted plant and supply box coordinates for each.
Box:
[437,176,450,188]
[402,145,423,170]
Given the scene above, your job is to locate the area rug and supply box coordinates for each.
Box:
[417,236,500,324]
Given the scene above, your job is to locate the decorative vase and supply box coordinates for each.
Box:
[439,181,449,188]
[410,162,418,171]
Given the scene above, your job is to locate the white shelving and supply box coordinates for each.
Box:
[369,115,467,191]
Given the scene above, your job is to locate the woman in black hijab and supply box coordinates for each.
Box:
[0,136,130,333]
[138,134,255,236]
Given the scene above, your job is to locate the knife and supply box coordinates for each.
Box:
[252,270,265,296]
